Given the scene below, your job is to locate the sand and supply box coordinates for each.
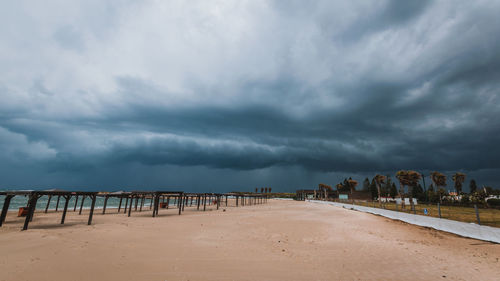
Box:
[0,199,499,281]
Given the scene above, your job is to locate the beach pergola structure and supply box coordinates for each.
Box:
[98,191,131,214]
[223,192,267,206]
[0,190,98,231]
[181,193,222,211]
[151,191,184,217]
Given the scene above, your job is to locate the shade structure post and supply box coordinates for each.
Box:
[23,194,39,231]
[61,196,70,224]
[197,195,201,210]
[118,197,123,212]
[55,195,61,211]
[166,196,170,209]
[149,196,153,209]
[128,195,134,217]
[79,195,86,215]
[179,193,184,215]
[181,194,186,212]
[73,195,79,211]
[140,196,144,212]
[124,197,129,214]
[203,194,207,211]
[236,196,238,207]
[45,195,52,213]
[88,195,96,225]
[102,196,109,214]
[0,195,13,226]
[152,194,158,217]
[134,196,139,211]
[225,195,228,207]
[155,195,160,216]
[216,195,220,210]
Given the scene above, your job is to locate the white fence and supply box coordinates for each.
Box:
[308,200,500,244]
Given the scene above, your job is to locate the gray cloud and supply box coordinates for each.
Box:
[1,0,500,191]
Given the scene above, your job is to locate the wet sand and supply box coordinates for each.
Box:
[0,199,499,280]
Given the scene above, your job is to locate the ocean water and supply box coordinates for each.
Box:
[0,195,184,211]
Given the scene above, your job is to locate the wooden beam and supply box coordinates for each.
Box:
[118,197,123,212]
[88,195,96,225]
[139,196,144,212]
[61,196,70,224]
[22,195,39,231]
[203,194,207,211]
[44,195,52,213]
[79,195,86,215]
[128,195,133,217]
[179,194,183,215]
[73,195,79,211]
[55,195,61,211]
[0,195,13,227]
[123,197,129,214]
[197,195,201,210]
[102,196,109,214]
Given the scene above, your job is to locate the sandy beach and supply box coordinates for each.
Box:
[0,199,499,281]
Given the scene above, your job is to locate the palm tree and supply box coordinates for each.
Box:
[407,171,422,208]
[452,172,466,196]
[319,183,333,199]
[395,170,409,209]
[373,174,387,207]
[430,171,447,203]
[347,178,358,194]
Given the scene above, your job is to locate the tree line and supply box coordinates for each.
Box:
[335,171,500,206]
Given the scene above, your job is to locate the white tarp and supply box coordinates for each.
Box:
[308,200,500,244]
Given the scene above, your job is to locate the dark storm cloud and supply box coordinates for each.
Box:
[1,0,500,190]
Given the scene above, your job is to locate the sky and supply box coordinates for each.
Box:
[1,0,500,192]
